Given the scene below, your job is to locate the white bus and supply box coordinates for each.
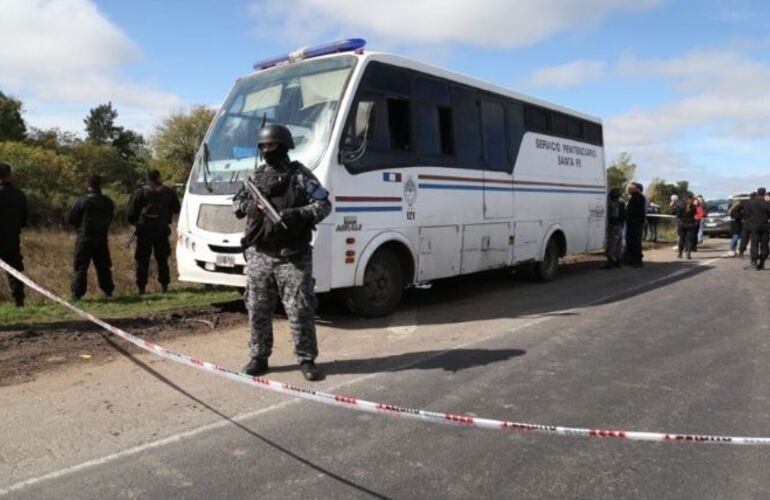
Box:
[176,39,607,317]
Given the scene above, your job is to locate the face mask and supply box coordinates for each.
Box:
[263,149,287,166]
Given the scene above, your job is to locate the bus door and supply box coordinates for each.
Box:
[480,97,514,219]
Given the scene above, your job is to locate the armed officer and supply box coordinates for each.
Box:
[68,174,115,300]
[233,124,331,381]
[0,162,28,307]
[127,169,181,294]
[742,187,770,270]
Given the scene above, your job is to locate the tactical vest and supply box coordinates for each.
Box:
[81,193,112,238]
[242,161,313,256]
[139,185,171,226]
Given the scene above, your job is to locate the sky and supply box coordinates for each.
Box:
[1,0,770,198]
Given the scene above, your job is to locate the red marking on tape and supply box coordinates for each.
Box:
[665,434,732,443]
[252,377,270,385]
[192,358,204,366]
[589,429,627,439]
[501,422,537,432]
[445,413,475,426]
[334,395,358,405]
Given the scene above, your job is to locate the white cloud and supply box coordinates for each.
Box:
[0,0,180,133]
[527,60,607,88]
[248,0,663,48]
[606,49,770,148]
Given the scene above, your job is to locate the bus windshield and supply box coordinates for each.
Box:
[189,55,357,194]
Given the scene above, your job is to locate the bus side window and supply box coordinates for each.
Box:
[452,86,482,170]
[415,77,454,158]
[480,99,509,172]
[387,98,411,151]
[506,101,526,168]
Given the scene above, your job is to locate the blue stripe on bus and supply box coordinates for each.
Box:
[418,183,604,194]
[335,206,403,212]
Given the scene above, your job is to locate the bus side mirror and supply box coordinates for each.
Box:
[340,101,374,165]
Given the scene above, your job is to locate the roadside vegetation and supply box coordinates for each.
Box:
[0,228,239,326]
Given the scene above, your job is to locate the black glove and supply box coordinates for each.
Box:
[280,208,304,227]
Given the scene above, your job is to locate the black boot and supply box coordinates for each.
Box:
[243,357,269,376]
[299,361,323,381]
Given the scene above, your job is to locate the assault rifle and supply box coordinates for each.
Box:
[244,177,288,230]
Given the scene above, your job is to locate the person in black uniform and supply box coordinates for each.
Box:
[738,192,756,258]
[741,187,770,270]
[624,182,646,267]
[68,174,115,300]
[0,162,28,307]
[127,169,181,294]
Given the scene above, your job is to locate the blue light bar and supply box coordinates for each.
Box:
[253,38,366,70]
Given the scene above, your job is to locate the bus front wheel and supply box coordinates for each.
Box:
[343,249,403,318]
[534,238,559,282]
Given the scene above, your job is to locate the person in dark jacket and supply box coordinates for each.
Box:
[623,182,646,267]
[741,187,770,270]
[0,162,28,307]
[603,188,625,269]
[68,174,115,300]
[737,192,756,258]
[127,169,181,294]
[645,202,661,242]
[675,193,697,260]
[728,197,746,257]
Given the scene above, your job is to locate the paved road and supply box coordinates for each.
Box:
[3,240,770,499]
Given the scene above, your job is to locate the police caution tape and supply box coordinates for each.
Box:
[1,257,768,446]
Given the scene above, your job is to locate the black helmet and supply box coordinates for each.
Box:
[257,124,295,149]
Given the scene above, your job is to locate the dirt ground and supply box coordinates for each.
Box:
[0,251,614,387]
[0,299,250,387]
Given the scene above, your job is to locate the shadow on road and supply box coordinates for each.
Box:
[99,333,391,499]
[316,256,717,331]
[266,348,527,376]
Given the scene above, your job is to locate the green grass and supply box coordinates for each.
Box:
[0,287,240,327]
[0,228,242,327]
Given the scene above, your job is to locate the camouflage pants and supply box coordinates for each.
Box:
[244,247,318,363]
[606,224,623,263]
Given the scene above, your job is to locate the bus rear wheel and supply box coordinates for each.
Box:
[343,249,403,318]
[534,238,559,282]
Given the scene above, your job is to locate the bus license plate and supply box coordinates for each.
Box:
[215,255,235,268]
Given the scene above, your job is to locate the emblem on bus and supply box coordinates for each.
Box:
[404,176,417,207]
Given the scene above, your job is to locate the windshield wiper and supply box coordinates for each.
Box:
[199,141,213,192]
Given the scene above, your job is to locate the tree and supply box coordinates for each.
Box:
[84,102,147,159]
[606,152,637,193]
[27,127,78,152]
[151,105,215,183]
[0,91,27,142]
[645,178,692,213]
[84,102,119,145]
[112,128,148,160]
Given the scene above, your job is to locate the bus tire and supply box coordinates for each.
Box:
[534,238,559,282]
[343,249,403,318]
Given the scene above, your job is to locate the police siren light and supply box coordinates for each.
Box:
[253,38,366,70]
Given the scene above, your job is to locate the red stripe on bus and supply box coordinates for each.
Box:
[335,196,403,202]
